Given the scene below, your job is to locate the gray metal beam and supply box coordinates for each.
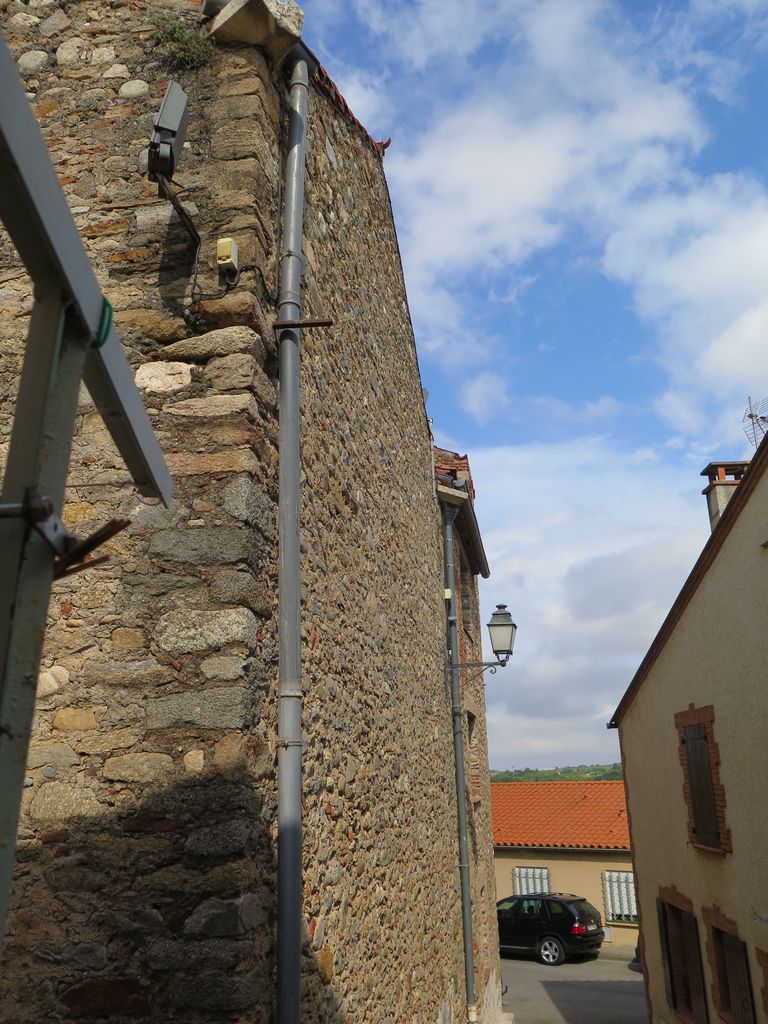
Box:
[0,30,174,957]
[0,293,88,958]
[0,34,172,505]
[82,328,173,502]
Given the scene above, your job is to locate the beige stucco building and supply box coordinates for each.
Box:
[611,450,768,1023]
[491,781,638,951]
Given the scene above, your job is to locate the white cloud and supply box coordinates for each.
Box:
[384,1,707,365]
[311,0,768,454]
[460,372,511,425]
[583,396,622,420]
[487,710,622,770]
[601,176,768,330]
[492,274,538,307]
[627,446,658,465]
[308,0,759,410]
[532,395,623,424]
[349,0,514,69]
[697,300,768,391]
[599,176,768,444]
[691,0,768,14]
[376,0,768,452]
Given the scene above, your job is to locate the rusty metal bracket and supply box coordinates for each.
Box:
[53,518,130,579]
[0,489,75,556]
[0,489,129,580]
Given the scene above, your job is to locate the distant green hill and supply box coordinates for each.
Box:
[491,763,623,782]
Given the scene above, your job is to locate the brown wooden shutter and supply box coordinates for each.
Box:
[683,724,720,847]
[723,933,756,1024]
[657,899,676,1009]
[681,910,709,1023]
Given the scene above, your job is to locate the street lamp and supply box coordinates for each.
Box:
[487,603,517,667]
[456,603,518,679]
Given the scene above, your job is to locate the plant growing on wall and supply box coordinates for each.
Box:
[152,15,213,70]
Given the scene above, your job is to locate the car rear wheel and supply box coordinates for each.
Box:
[537,936,565,966]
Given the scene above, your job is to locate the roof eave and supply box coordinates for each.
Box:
[436,484,490,579]
[493,843,631,853]
[458,493,490,579]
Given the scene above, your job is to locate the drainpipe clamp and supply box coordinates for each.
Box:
[273,317,334,331]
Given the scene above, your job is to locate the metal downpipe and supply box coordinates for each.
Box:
[277,59,309,1024]
[442,502,479,1023]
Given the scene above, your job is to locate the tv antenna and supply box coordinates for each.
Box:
[743,396,768,448]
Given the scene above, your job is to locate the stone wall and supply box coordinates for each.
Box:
[0,1,503,1021]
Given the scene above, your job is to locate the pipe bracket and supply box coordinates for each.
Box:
[273,317,334,331]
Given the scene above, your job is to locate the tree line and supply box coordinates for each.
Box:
[491,763,623,782]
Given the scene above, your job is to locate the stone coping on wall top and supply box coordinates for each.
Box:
[207,0,391,157]
[207,0,303,63]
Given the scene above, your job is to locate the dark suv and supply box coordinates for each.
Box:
[497,893,604,965]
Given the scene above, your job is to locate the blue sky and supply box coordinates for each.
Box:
[299,0,768,769]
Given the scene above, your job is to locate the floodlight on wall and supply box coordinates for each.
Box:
[147,82,199,249]
[148,82,189,184]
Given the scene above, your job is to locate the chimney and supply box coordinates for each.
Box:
[700,461,750,532]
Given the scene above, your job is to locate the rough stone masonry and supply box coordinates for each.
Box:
[0,1,504,1021]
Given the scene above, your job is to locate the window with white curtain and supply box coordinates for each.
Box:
[602,870,638,922]
[513,866,550,895]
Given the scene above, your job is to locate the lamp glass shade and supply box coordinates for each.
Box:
[487,604,516,659]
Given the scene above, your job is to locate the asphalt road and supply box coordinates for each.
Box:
[500,953,646,1024]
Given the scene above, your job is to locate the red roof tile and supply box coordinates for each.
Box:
[491,781,630,851]
[434,446,476,500]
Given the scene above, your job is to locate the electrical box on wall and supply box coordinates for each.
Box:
[217,237,239,282]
